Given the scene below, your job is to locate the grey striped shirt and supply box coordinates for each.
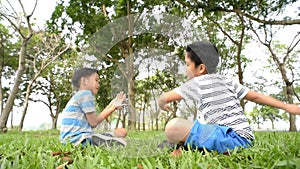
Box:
[174,74,254,140]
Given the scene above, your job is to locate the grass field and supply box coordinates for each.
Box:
[0,130,299,169]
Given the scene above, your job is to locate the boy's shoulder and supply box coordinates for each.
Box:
[196,73,226,81]
[74,90,93,98]
[196,74,237,87]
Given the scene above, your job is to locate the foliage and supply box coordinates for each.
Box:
[1,0,299,132]
[175,0,299,25]
[0,23,19,75]
[0,130,299,168]
[248,92,289,129]
[248,106,263,129]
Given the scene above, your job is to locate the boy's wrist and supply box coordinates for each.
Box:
[112,105,117,111]
[99,114,105,122]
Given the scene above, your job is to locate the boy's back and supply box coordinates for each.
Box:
[174,74,254,140]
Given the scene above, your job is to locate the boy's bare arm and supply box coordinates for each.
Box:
[245,90,300,115]
[158,90,182,111]
[86,105,116,128]
[86,92,126,127]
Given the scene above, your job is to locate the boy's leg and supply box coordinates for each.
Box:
[165,118,194,144]
[98,128,127,145]
[91,133,127,147]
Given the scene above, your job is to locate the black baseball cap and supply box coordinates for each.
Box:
[187,41,219,74]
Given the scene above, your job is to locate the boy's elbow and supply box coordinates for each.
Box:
[245,91,259,102]
[90,123,98,128]
[158,95,165,110]
[89,119,101,128]
[86,112,101,128]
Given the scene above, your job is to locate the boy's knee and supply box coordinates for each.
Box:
[165,118,193,144]
[165,118,181,131]
[165,118,182,142]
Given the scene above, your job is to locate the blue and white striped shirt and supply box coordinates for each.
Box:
[174,74,254,140]
[60,90,95,145]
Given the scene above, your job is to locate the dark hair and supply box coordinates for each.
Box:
[71,68,98,88]
[186,46,203,67]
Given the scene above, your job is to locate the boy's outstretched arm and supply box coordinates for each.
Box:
[86,92,126,128]
[245,90,300,115]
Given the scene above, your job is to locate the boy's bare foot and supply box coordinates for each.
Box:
[170,148,182,157]
[114,128,127,138]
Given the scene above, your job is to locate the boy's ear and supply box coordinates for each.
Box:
[81,77,86,85]
[198,64,207,74]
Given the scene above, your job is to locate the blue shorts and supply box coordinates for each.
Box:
[184,120,252,153]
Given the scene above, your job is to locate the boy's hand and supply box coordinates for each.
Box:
[163,104,173,112]
[113,92,127,109]
[284,104,300,115]
[158,94,170,111]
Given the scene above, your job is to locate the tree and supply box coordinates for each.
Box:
[18,32,70,130]
[204,12,252,108]
[0,0,37,131]
[135,79,151,131]
[48,0,138,129]
[48,0,299,132]
[34,51,76,129]
[175,0,300,25]
[251,25,300,131]
[48,0,200,130]
[260,105,287,129]
[248,106,263,129]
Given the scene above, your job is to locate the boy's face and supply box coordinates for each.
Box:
[185,54,200,79]
[80,73,99,95]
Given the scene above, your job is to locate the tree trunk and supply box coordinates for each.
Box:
[286,85,296,131]
[142,111,145,131]
[252,26,298,131]
[127,76,136,129]
[141,100,147,131]
[51,114,58,130]
[122,110,126,128]
[19,82,33,131]
[50,106,60,130]
[0,41,27,131]
[126,39,136,129]
[257,120,261,129]
[236,17,246,109]
[278,63,296,131]
[116,112,121,129]
[0,35,4,115]
[10,108,13,129]
[137,108,140,131]
[155,116,158,131]
[151,118,153,130]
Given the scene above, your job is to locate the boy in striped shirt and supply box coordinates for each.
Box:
[60,68,127,146]
[158,41,300,155]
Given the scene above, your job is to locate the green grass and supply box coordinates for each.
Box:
[0,130,299,169]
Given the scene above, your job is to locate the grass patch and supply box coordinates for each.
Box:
[0,130,299,168]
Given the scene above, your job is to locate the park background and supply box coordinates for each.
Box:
[0,0,299,132]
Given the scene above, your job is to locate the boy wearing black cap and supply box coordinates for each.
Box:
[158,41,300,155]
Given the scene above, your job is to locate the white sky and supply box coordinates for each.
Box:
[3,0,300,130]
